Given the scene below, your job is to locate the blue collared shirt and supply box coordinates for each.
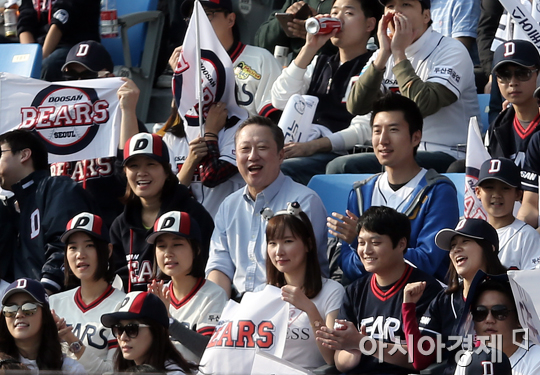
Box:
[206,172,329,294]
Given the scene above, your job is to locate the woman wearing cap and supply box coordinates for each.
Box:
[48,212,126,373]
[401,218,507,373]
[263,202,344,369]
[110,133,214,292]
[101,291,198,374]
[469,279,540,375]
[146,211,227,364]
[0,278,85,373]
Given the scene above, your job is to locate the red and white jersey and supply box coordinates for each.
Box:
[168,278,228,362]
[49,285,126,374]
[231,42,282,118]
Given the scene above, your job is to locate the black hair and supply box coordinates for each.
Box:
[370,92,423,155]
[266,212,322,299]
[356,206,410,253]
[114,319,198,373]
[64,232,115,287]
[0,130,49,170]
[445,239,507,294]
[235,116,285,152]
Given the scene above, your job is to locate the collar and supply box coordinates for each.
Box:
[12,170,49,195]
[405,26,435,57]
[242,172,285,204]
[228,40,246,62]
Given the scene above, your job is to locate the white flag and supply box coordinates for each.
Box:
[172,2,248,128]
[464,117,490,219]
[499,0,540,50]
[0,73,123,163]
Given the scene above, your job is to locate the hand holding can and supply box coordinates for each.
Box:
[305,17,342,35]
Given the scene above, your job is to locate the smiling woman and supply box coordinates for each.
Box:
[0,278,85,373]
[110,133,214,292]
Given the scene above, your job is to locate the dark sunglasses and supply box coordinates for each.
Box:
[2,302,43,318]
[112,322,150,338]
[63,69,100,81]
[495,68,538,83]
[471,305,514,322]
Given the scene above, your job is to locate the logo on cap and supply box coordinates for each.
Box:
[488,159,501,174]
[504,42,515,57]
[456,219,467,231]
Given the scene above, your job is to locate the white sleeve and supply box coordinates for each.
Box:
[76,338,115,374]
[322,280,345,316]
[271,58,316,110]
[253,50,284,115]
[517,227,540,270]
[327,114,372,152]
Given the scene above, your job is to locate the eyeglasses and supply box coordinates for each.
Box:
[112,323,150,338]
[2,302,43,318]
[184,8,226,23]
[495,68,538,83]
[63,70,100,81]
[0,149,11,154]
[471,305,514,322]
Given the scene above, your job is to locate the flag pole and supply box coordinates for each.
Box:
[194,0,204,137]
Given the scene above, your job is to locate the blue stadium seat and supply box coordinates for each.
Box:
[477,94,491,135]
[307,173,466,218]
[101,0,164,122]
[0,43,42,78]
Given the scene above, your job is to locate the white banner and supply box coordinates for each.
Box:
[199,285,289,375]
[0,73,123,163]
[499,0,540,50]
[278,94,318,143]
[172,2,248,130]
[508,268,540,345]
[464,117,490,219]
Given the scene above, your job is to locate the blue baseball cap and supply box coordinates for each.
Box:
[2,278,49,306]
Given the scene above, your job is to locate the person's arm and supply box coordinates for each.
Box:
[446,0,480,50]
[477,0,504,78]
[271,59,314,110]
[118,78,141,148]
[326,115,372,153]
[392,59,457,117]
[19,31,36,43]
[403,182,459,276]
[346,63,384,116]
[207,270,232,299]
[518,191,539,228]
[169,319,210,360]
[455,37,474,50]
[42,24,62,59]
[177,137,208,186]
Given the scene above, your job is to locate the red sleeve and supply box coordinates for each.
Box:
[198,140,238,188]
[402,302,436,370]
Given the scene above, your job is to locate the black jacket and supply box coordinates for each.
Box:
[110,183,214,292]
[486,106,540,164]
[11,170,98,293]
[17,0,101,46]
[307,51,373,133]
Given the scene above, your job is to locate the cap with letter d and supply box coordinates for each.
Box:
[123,133,170,166]
[146,211,201,244]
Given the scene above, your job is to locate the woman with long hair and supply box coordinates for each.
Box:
[0,278,85,373]
[147,211,228,363]
[101,291,198,374]
[49,212,126,373]
[264,202,344,370]
[402,218,508,374]
[110,133,214,292]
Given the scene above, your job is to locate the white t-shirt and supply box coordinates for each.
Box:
[19,355,86,374]
[497,219,540,270]
[510,341,540,375]
[371,169,428,211]
[282,278,345,369]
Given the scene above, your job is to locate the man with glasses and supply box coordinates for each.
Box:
[485,40,540,167]
[0,130,97,295]
[50,41,146,229]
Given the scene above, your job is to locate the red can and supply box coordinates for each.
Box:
[305,17,342,35]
